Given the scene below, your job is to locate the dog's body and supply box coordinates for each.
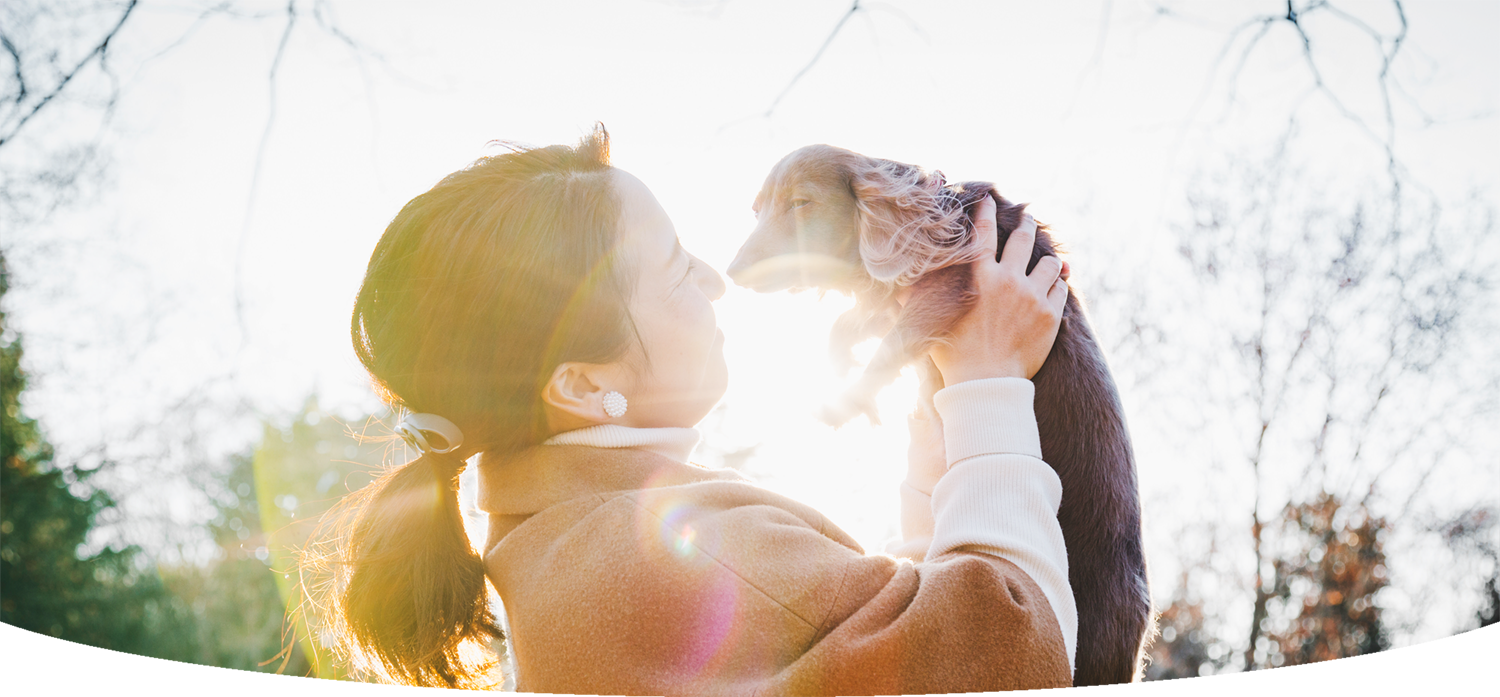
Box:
[728,145,1151,686]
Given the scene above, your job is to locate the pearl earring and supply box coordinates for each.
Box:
[602,391,628,418]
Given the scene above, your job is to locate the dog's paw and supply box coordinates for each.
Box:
[817,402,857,429]
[819,391,882,428]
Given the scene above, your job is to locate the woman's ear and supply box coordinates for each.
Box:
[850,159,976,286]
[541,362,616,429]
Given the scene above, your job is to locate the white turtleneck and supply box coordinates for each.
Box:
[540,377,1076,674]
[542,424,702,465]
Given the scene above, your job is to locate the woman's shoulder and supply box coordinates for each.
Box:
[483,469,871,609]
[485,473,887,694]
[490,474,863,570]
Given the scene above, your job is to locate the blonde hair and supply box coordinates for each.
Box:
[299,126,635,688]
[849,160,990,287]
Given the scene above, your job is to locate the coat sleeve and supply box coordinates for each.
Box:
[780,547,1072,695]
[590,481,1071,696]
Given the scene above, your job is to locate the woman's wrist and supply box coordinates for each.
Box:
[935,360,1029,386]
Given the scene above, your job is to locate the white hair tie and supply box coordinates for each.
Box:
[397,413,464,455]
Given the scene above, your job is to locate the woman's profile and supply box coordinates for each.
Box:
[303,126,1076,694]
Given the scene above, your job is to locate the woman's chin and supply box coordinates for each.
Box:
[688,378,730,428]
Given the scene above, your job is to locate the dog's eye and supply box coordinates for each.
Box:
[790,199,811,210]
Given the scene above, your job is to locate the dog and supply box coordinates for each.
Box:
[728,144,1152,686]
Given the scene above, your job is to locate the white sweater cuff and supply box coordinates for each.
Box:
[933,378,1043,466]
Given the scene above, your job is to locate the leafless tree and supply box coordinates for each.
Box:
[1,0,138,226]
[1165,131,1496,670]
[0,0,402,556]
[1145,0,1422,180]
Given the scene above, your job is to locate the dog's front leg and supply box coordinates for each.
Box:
[821,266,976,427]
[828,294,900,375]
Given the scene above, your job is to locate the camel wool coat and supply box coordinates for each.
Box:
[478,443,1072,696]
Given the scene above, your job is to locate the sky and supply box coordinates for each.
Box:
[5,0,1498,650]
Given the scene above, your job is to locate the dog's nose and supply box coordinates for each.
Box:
[726,249,753,287]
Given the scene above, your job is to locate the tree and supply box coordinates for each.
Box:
[1435,506,1499,631]
[0,249,199,658]
[156,447,314,675]
[1146,132,1497,671]
[1422,575,1494,683]
[144,397,397,679]
[253,396,384,680]
[1261,492,1391,667]
[1144,570,1236,679]
[0,0,138,227]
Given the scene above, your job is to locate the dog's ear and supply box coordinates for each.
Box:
[849,159,983,286]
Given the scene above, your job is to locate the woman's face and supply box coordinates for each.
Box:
[609,169,728,428]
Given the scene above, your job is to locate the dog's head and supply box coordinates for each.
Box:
[728,144,984,294]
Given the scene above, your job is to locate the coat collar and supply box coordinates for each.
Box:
[476,444,748,516]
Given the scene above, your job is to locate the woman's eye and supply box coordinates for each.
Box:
[790,199,811,210]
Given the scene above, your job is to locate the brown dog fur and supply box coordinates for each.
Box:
[728,144,1152,686]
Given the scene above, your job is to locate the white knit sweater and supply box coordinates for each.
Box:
[542,377,1078,674]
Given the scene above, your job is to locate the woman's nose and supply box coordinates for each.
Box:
[697,256,726,301]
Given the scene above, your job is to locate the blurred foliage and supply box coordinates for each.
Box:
[1436,506,1500,630]
[253,396,386,679]
[1143,573,1236,680]
[1,250,198,658]
[1146,491,1393,679]
[1,248,389,676]
[1260,493,1390,667]
[1422,575,1494,683]
[154,447,312,675]
[140,399,392,679]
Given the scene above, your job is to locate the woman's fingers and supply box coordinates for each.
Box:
[1046,274,1069,314]
[935,198,1069,383]
[999,213,1037,275]
[971,195,999,262]
[1032,253,1068,318]
[1030,254,1064,293]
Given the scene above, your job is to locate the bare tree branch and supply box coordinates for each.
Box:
[233,0,298,348]
[0,0,138,149]
[1154,0,1417,196]
[719,0,863,132]
[0,32,26,106]
[764,0,861,117]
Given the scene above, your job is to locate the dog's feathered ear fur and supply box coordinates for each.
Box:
[849,158,988,286]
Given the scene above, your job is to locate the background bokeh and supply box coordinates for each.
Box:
[3,0,1496,683]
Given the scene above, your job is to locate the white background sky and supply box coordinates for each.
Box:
[5,0,1497,652]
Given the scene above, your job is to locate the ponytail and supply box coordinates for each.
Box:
[303,125,629,686]
[310,449,502,688]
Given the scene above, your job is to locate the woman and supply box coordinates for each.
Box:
[312,127,1074,694]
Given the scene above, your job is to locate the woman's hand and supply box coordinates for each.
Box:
[929,195,1068,384]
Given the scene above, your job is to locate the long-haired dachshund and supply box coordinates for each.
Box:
[728,144,1151,686]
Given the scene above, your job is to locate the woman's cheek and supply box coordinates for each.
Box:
[674,291,718,350]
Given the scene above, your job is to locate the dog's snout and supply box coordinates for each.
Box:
[726,245,756,287]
